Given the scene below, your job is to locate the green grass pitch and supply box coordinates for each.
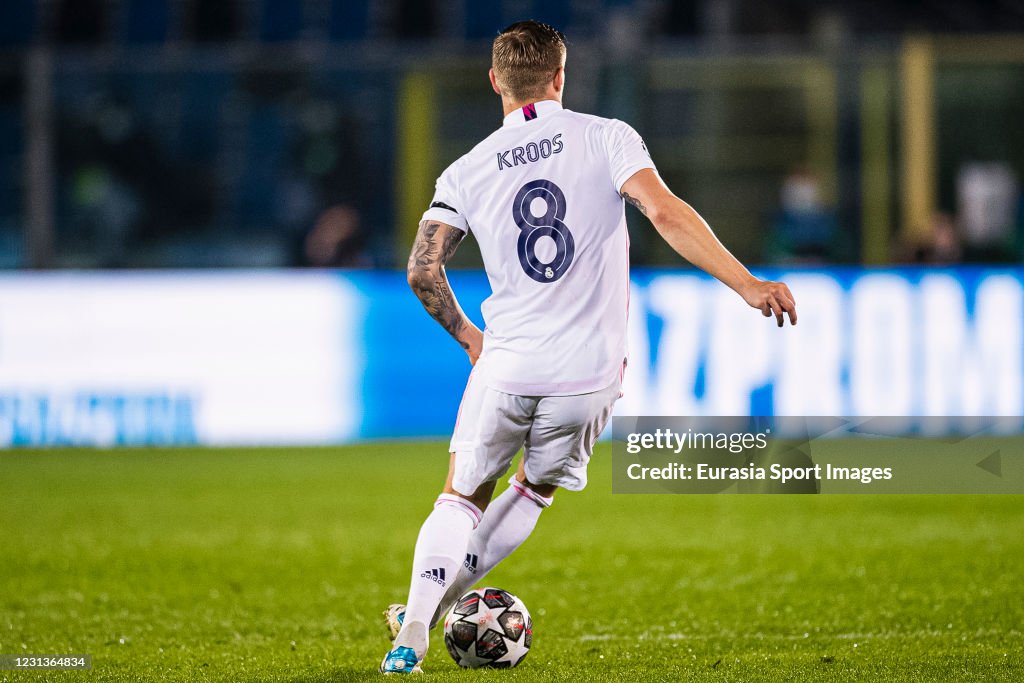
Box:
[1,442,1022,682]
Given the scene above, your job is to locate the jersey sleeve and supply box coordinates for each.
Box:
[603,119,657,193]
[421,162,470,232]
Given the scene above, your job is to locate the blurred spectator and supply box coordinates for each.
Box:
[68,164,141,267]
[57,92,216,265]
[765,166,839,263]
[896,211,962,264]
[303,205,370,268]
[957,162,1019,262]
[1018,193,1024,260]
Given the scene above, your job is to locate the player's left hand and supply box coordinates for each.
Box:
[741,280,797,327]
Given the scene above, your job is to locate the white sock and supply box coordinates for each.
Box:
[431,476,551,626]
[395,494,481,657]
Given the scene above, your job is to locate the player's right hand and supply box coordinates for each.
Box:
[741,280,797,327]
[463,326,484,365]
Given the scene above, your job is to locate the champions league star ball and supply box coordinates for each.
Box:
[443,588,532,669]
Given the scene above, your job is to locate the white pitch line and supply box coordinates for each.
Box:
[579,628,1022,642]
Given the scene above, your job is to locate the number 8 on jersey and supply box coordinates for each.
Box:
[512,179,575,283]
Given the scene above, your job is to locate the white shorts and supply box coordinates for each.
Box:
[448,366,620,495]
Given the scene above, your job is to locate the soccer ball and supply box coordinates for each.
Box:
[443,587,532,668]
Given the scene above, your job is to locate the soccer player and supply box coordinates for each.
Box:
[380,20,797,673]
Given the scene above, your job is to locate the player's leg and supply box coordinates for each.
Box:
[430,467,554,627]
[386,455,493,667]
[385,454,502,638]
[512,464,558,498]
[520,377,619,495]
[430,378,617,626]
[382,375,531,672]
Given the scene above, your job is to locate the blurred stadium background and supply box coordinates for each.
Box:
[0,0,1021,445]
[2,4,1023,681]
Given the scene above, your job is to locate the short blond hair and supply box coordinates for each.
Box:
[492,21,566,102]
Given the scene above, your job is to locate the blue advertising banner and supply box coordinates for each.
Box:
[0,267,1019,447]
[354,267,1023,440]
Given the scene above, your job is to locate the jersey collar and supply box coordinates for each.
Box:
[502,100,563,127]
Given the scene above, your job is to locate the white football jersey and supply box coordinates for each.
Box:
[421,99,655,396]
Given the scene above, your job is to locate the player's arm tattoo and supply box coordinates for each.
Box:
[407,220,471,349]
[621,191,649,216]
